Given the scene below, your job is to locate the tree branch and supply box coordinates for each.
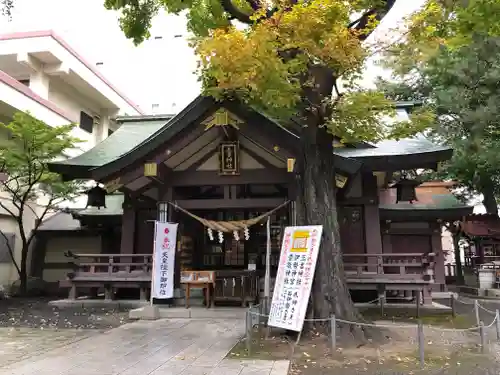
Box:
[0,198,17,218]
[350,0,397,41]
[220,0,252,23]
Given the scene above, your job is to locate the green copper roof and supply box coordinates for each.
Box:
[48,95,451,179]
[334,137,449,158]
[379,193,472,221]
[380,194,468,211]
[55,117,172,168]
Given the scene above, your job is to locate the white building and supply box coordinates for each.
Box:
[0,30,144,290]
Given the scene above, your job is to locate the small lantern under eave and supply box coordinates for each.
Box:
[393,178,421,204]
[85,185,107,209]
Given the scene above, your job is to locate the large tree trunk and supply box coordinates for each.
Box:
[292,65,381,343]
[19,245,29,296]
[295,127,381,343]
[480,179,498,215]
[449,223,464,285]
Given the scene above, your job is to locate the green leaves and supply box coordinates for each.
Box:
[0,112,83,207]
[381,32,500,211]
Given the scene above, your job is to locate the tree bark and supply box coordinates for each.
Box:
[19,244,28,295]
[452,231,464,285]
[480,179,498,215]
[448,223,464,285]
[293,65,382,343]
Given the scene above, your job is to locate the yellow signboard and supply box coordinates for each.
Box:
[290,230,310,253]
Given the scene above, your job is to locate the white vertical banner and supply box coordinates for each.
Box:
[152,221,178,299]
[268,225,323,332]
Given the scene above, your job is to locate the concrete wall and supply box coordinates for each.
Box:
[0,190,43,287]
[43,235,101,284]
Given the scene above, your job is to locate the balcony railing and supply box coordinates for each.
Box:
[343,253,435,283]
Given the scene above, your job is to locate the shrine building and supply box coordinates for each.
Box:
[36,95,472,305]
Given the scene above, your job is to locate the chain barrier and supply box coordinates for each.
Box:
[453,295,499,315]
[247,298,500,332]
[245,296,500,369]
[477,303,497,315]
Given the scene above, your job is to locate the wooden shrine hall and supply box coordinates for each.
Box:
[44,95,472,306]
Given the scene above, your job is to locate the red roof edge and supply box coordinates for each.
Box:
[0,69,74,121]
[0,30,144,115]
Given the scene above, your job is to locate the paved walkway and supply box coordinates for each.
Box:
[0,319,289,375]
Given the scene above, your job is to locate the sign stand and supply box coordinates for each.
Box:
[264,216,271,313]
[267,225,323,332]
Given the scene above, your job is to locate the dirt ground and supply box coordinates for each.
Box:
[0,297,132,330]
[228,306,500,374]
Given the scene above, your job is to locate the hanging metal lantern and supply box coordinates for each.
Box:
[393,178,421,203]
[85,185,107,209]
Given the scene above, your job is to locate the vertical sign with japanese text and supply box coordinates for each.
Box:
[152,221,178,299]
[268,225,323,332]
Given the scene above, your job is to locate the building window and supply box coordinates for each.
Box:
[108,129,114,137]
[79,111,94,133]
[18,79,30,87]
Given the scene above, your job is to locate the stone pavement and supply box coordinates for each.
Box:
[0,318,289,375]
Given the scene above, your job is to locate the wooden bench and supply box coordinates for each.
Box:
[61,251,153,301]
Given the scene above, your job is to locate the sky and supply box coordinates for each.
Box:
[0,0,426,114]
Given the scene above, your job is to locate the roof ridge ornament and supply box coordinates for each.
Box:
[204,108,242,131]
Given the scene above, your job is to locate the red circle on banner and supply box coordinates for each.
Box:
[164,228,169,234]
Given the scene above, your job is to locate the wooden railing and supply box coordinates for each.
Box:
[343,253,435,282]
[63,251,153,300]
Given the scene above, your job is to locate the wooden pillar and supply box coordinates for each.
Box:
[431,221,446,293]
[120,202,136,255]
[363,174,382,272]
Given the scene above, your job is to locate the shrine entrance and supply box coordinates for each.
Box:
[177,208,289,274]
[173,199,290,307]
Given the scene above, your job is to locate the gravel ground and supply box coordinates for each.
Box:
[230,295,500,375]
[0,297,132,330]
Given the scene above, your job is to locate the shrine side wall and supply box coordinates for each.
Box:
[380,221,446,290]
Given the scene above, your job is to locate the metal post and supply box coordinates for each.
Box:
[416,291,421,319]
[479,321,486,354]
[474,300,480,326]
[264,217,271,305]
[495,310,500,341]
[451,294,456,318]
[417,321,425,369]
[379,294,385,316]
[330,315,336,353]
[256,305,261,348]
[245,309,252,355]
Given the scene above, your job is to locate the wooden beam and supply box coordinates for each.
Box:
[239,130,293,161]
[97,124,209,182]
[170,169,292,186]
[146,162,170,186]
[174,198,287,210]
[130,182,156,199]
[240,143,280,169]
[180,141,219,171]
